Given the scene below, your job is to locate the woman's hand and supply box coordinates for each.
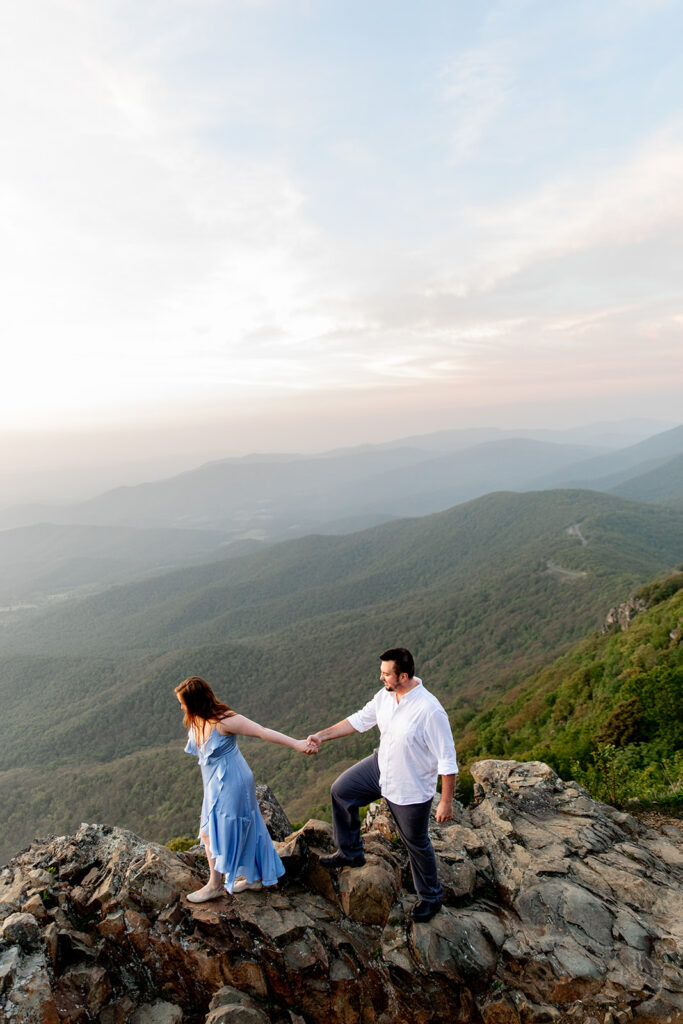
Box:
[294,738,317,755]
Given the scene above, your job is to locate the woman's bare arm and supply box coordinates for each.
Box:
[217,714,310,752]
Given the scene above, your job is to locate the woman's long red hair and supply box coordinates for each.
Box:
[175,676,236,739]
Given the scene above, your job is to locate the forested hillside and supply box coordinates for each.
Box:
[1,489,682,861]
[0,522,244,607]
[458,573,683,807]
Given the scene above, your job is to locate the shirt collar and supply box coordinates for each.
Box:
[386,677,423,704]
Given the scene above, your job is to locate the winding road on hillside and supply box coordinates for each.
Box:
[545,560,588,579]
[567,522,588,546]
[545,522,589,579]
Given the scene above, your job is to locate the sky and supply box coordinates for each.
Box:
[2,0,682,497]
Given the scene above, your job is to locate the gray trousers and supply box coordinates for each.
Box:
[330,751,443,902]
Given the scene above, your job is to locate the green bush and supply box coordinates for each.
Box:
[165,834,197,852]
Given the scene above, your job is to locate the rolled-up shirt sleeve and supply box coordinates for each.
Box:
[347,695,379,733]
[425,708,459,775]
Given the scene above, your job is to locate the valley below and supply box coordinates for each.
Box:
[0,483,682,861]
[0,422,681,856]
[1,420,682,1022]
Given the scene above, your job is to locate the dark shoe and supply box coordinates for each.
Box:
[319,850,366,870]
[411,899,442,922]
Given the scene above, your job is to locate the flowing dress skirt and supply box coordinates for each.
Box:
[185,729,285,893]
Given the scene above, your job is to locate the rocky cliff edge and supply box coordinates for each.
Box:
[1,760,681,1024]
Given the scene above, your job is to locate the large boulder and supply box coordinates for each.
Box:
[0,762,681,1023]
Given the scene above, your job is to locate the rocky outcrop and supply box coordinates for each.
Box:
[602,599,648,633]
[254,787,293,843]
[1,761,681,1024]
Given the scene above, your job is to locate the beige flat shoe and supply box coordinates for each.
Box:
[186,884,225,903]
[232,877,263,894]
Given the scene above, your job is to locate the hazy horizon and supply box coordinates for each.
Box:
[2,409,679,508]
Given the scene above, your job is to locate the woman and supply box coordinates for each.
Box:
[176,675,310,902]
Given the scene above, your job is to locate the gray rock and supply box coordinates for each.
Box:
[410,905,502,981]
[0,759,681,1024]
[0,945,22,995]
[0,871,27,922]
[1,911,41,951]
[1,950,59,1024]
[132,1000,183,1024]
[255,784,292,842]
[602,598,648,632]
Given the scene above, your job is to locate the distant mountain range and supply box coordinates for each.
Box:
[1,422,681,537]
[609,452,683,504]
[1,487,682,860]
[532,423,683,490]
[0,438,598,533]
[0,421,681,619]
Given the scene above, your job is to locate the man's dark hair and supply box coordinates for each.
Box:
[380,647,415,679]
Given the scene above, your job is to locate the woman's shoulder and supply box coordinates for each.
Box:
[215,712,241,735]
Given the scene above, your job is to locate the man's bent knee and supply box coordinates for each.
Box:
[330,776,348,802]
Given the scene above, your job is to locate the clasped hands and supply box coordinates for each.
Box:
[299,733,321,756]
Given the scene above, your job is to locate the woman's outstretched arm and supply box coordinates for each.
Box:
[218,714,313,753]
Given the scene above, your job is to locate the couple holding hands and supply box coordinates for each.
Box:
[176,647,458,923]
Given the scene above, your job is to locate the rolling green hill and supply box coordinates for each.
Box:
[457,573,683,808]
[1,489,682,862]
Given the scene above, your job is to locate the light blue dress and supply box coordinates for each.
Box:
[185,728,285,893]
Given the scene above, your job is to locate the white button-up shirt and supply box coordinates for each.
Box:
[347,679,458,805]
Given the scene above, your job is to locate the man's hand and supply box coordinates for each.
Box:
[305,734,321,754]
[435,774,456,822]
[435,799,453,823]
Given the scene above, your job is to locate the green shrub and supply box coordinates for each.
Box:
[595,697,646,747]
[165,834,197,852]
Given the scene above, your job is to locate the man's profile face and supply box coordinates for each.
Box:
[380,660,401,691]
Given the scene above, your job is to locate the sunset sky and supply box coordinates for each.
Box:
[2,0,682,490]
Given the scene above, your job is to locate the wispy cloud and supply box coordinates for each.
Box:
[438,42,515,161]
[428,124,683,298]
[0,1,681,437]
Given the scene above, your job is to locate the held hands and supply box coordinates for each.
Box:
[303,734,321,755]
[293,738,316,755]
[435,799,453,823]
[294,735,321,755]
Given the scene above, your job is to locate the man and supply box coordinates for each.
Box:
[307,647,458,922]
